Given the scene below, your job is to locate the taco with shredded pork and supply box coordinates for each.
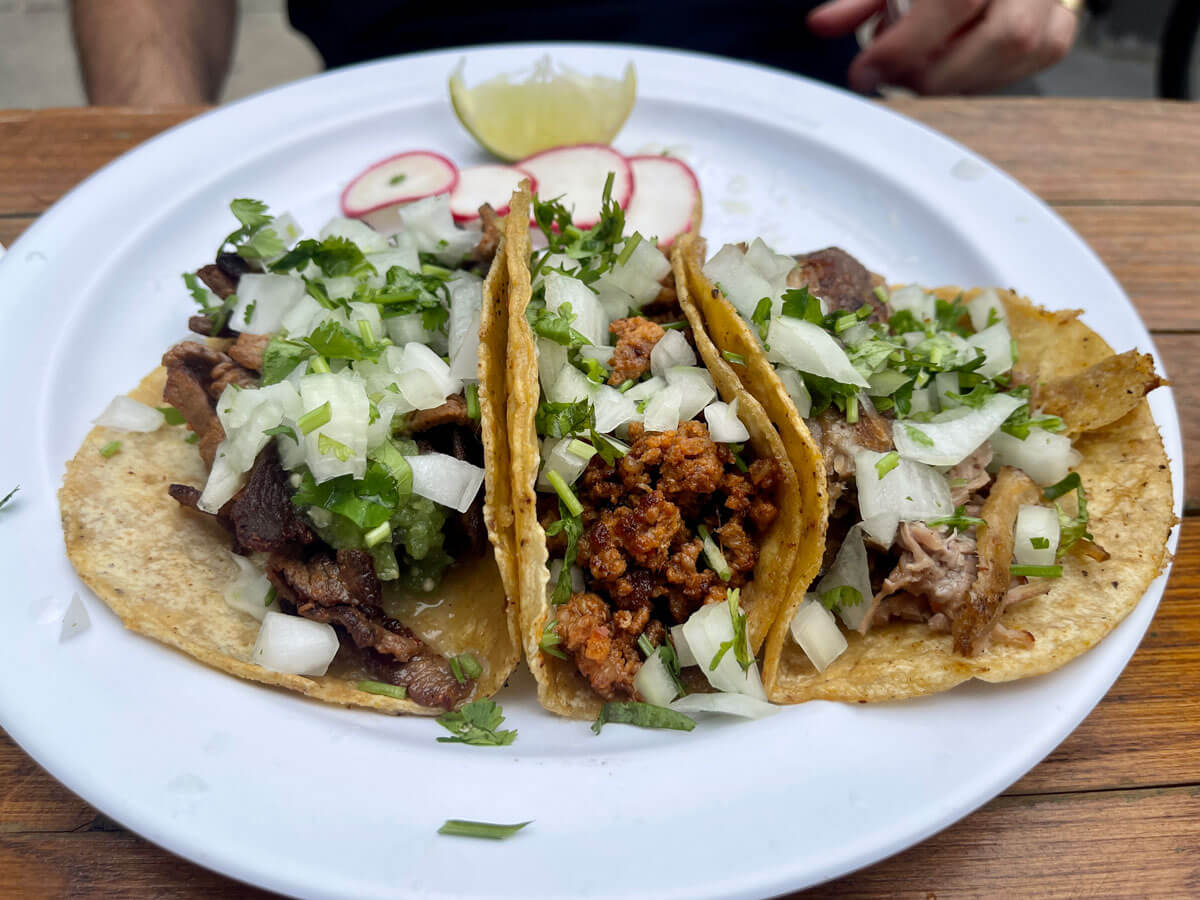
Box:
[679,234,1173,702]
[505,179,811,722]
[60,195,521,714]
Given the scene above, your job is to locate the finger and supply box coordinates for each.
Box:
[808,0,888,38]
[914,0,1071,94]
[849,0,989,92]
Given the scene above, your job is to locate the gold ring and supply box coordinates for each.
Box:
[1058,0,1084,14]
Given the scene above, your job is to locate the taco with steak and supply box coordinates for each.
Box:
[678,234,1173,702]
[59,195,521,714]
[504,178,824,722]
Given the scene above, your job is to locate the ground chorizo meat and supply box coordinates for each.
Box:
[607,316,665,385]
[559,420,782,699]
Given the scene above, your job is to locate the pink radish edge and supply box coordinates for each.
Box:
[624,155,701,248]
[449,164,538,223]
[340,150,460,219]
[518,144,634,228]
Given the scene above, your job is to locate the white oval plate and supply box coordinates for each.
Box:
[0,44,1181,899]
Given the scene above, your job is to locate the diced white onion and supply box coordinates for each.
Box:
[408,452,485,513]
[966,321,1014,379]
[1015,504,1060,566]
[321,275,358,302]
[766,317,870,388]
[398,194,478,265]
[397,368,448,410]
[703,397,750,443]
[545,271,607,347]
[267,212,303,253]
[704,243,775,322]
[576,345,614,365]
[775,366,812,418]
[633,651,678,706]
[990,428,1081,486]
[935,371,961,408]
[679,599,767,699]
[225,555,273,622]
[251,611,340,676]
[198,449,247,513]
[537,338,569,396]
[279,293,325,338]
[789,596,848,673]
[366,243,421,284]
[593,384,638,434]
[299,373,369,483]
[347,302,384,342]
[670,624,697,667]
[546,362,596,405]
[319,216,390,253]
[860,512,900,549]
[598,238,671,307]
[624,375,666,402]
[665,366,717,421]
[398,342,461,397]
[384,313,438,352]
[815,524,872,630]
[537,438,590,490]
[231,273,306,334]
[743,238,795,298]
[642,383,682,432]
[892,393,1026,466]
[94,395,165,432]
[907,382,939,415]
[967,287,1006,332]
[649,330,696,377]
[886,285,935,324]
[59,592,90,643]
[855,450,953,545]
[670,692,779,719]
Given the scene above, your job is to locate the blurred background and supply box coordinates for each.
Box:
[0,0,1188,106]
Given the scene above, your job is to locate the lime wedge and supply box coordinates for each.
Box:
[449,56,636,162]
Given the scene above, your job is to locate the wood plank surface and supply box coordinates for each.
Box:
[887,99,1200,206]
[0,101,1195,899]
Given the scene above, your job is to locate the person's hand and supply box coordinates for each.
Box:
[808,0,1080,95]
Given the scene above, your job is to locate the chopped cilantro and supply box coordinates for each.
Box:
[535,399,595,439]
[709,587,752,672]
[436,699,517,746]
[449,653,483,685]
[750,297,772,345]
[545,501,583,606]
[926,506,987,533]
[1010,564,1063,578]
[156,405,186,426]
[527,303,592,349]
[820,585,863,610]
[540,618,568,659]
[1030,536,1051,549]
[438,820,530,840]
[722,350,746,366]
[0,486,18,510]
[98,440,122,458]
[464,383,480,421]
[591,701,695,735]
[263,423,299,444]
[260,335,314,385]
[304,319,384,363]
[875,451,900,479]
[1044,473,1094,557]
[904,424,934,447]
[388,174,407,186]
[780,286,824,324]
[298,402,332,435]
[269,235,372,279]
[356,680,407,700]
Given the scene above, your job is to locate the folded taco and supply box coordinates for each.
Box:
[679,235,1173,702]
[505,179,809,720]
[60,195,521,714]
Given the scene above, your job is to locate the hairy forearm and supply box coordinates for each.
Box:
[72,0,236,106]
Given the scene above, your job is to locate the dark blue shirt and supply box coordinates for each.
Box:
[287,1,856,88]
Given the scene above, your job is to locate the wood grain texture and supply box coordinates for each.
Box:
[807,785,1200,898]
[887,99,1200,206]
[0,102,1195,898]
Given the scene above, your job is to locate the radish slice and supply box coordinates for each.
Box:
[623,156,700,247]
[518,144,633,227]
[450,164,536,222]
[340,151,459,233]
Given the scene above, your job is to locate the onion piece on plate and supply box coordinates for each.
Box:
[59,593,90,643]
[93,395,165,432]
[669,692,778,719]
[251,611,339,677]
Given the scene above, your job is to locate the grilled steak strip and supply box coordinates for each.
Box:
[162,341,256,466]
[788,247,888,320]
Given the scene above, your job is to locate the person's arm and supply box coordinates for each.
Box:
[71,0,237,106]
[809,0,1080,95]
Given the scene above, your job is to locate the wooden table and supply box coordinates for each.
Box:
[1,101,1196,898]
